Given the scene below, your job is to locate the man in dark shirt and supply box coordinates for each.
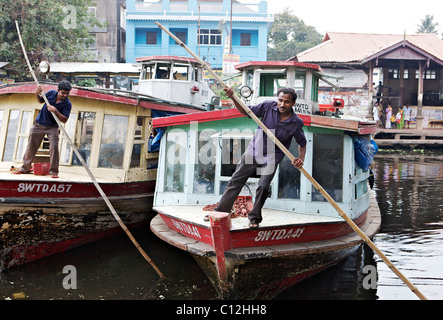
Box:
[209,87,307,228]
[14,80,72,178]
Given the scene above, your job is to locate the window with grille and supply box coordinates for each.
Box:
[197,29,222,45]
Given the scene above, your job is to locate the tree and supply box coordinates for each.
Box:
[417,14,439,33]
[267,8,323,61]
[0,0,103,80]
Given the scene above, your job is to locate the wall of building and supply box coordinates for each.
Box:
[125,0,272,68]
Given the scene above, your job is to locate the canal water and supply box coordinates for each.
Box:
[1,150,443,300]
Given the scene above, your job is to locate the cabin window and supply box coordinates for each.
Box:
[98,115,129,169]
[259,73,287,97]
[354,166,368,199]
[59,112,76,164]
[164,130,187,193]
[294,71,306,100]
[15,111,32,160]
[0,110,3,136]
[172,63,189,81]
[155,63,171,79]
[71,112,96,166]
[278,142,301,199]
[3,110,20,161]
[193,130,216,194]
[141,63,155,80]
[311,74,319,102]
[219,136,259,194]
[130,116,146,168]
[311,133,343,202]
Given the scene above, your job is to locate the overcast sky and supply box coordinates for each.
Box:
[265,0,443,36]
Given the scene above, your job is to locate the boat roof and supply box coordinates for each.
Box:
[235,61,322,72]
[0,82,206,114]
[135,55,202,65]
[152,108,377,134]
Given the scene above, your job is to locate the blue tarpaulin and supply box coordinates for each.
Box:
[352,135,378,172]
[148,110,179,152]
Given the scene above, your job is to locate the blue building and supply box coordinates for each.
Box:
[125,0,273,70]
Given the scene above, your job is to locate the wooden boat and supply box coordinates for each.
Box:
[150,60,381,299]
[0,56,215,271]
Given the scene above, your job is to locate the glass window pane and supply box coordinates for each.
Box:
[98,115,128,169]
[193,130,216,194]
[130,143,143,168]
[312,133,343,202]
[172,63,189,81]
[59,112,76,164]
[278,142,301,199]
[294,71,306,100]
[3,110,20,161]
[72,112,96,166]
[0,110,3,133]
[155,63,171,79]
[164,130,187,192]
[19,111,31,134]
[16,137,27,160]
[134,116,144,140]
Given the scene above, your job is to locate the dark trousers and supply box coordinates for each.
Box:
[20,121,60,174]
[215,153,277,223]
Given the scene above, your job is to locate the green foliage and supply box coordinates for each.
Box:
[267,8,323,61]
[416,14,439,33]
[0,0,103,80]
[77,78,96,87]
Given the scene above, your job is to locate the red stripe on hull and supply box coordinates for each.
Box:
[0,180,156,198]
[158,210,368,249]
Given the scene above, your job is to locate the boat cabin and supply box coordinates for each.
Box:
[136,56,219,108]
[0,83,203,183]
[153,109,375,222]
[152,61,377,223]
[235,61,339,115]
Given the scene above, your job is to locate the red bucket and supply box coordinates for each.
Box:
[33,163,50,175]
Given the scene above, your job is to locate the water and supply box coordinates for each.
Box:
[1,150,443,300]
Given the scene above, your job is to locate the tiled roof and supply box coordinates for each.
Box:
[293,32,443,65]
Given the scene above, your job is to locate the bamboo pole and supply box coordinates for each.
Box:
[155,21,427,300]
[15,21,166,280]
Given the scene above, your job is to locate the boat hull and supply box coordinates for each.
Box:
[0,179,155,271]
[150,192,381,299]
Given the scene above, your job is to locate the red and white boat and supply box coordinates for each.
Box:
[0,56,218,271]
[150,60,381,299]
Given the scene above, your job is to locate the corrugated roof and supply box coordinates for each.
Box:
[295,32,443,65]
[49,62,140,74]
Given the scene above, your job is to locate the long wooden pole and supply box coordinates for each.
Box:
[156,21,427,300]
[15,21,166,279]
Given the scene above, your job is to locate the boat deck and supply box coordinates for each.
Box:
[153,205,344,231]
[0,168,109,184]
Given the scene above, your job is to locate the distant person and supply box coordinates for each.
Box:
[373,103,379,125]
[13,81,72,178]
[376,81,384,103]
[403,104,412,129]
[396,106,404,129]
[385,104,393,129]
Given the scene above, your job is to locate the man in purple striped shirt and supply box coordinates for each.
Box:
[210,87,307,229]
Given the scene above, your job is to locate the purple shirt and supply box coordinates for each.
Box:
[247,100,306,164]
